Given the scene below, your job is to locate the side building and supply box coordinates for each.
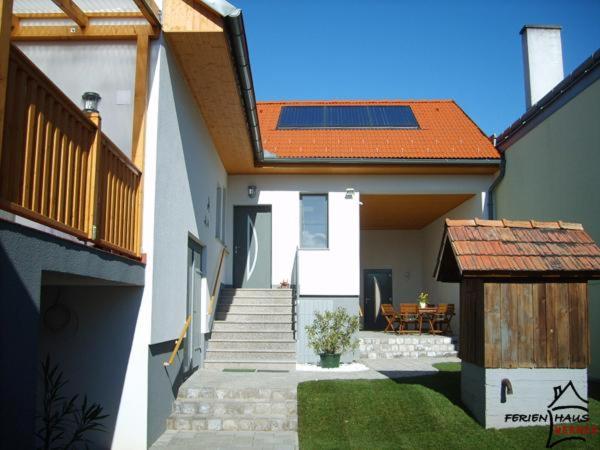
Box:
[493,26,600,379]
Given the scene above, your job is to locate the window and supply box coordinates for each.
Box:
[215,186,226,242]
[300,194,328,249]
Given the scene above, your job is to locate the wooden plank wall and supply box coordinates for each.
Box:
[482,282,588,369]
[459,278,484,366]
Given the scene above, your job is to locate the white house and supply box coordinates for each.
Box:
[0,0,503,448]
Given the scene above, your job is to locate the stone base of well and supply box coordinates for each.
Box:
[461,362,588,429]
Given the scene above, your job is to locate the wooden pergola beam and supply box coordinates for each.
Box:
[14,12,145,20]
[11,24,159,41]
[50,0,89,29]
[132,0,161,27]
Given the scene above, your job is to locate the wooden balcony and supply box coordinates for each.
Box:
[0,46,141,259]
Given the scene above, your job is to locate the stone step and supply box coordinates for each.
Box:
[212,321,293,332]
[205,350,296,361]
[221,289,292,298]
[179,386,296,401]
[208,340,296,351]
[217,304,293,314]
[218,296,293,306]
[173,399,297,416]
[210,331,295,341]
[167,415,297,432]
[214,313,293,323]
[203,360,296,371]
[360,350,458,359]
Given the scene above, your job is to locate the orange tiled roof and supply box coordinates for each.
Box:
[257,100,500,159]
[436,218,600,281]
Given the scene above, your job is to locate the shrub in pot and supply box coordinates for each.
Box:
[305,307,359,368]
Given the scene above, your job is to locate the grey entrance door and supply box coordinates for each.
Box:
[233,206,272,288]
[185,239,204,371]
[363,269,393,330]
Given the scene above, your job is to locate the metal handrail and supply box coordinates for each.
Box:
[163,315,191,367]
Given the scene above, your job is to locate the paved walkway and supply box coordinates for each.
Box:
[150,356,460,449]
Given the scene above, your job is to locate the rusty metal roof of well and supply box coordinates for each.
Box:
[257,100,500,160]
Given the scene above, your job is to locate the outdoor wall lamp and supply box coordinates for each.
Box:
[345,188,355,199]
[248,185,257,199]
[82,91,101,113]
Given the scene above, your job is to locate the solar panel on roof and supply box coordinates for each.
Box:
[276,105,419,129]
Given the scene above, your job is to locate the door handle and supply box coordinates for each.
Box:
[234,245,239,255]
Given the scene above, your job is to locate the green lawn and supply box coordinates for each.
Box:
[298,363,600,449]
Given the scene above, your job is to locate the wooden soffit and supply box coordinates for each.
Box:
[163,0,255,173]
[360,194,474,230]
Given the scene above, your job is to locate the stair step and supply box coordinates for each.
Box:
[217,305,292,314]
[221,289,292,298]
[208,340,296,351]
[203,360,296,371]
[173,399,297,416]
[218,297,293,306]
[179,386,296,401]
[214,313,292,323]
[212,321,293,331]
[210,331,295,340]
[206,350,296,361]
[167,415,297,431]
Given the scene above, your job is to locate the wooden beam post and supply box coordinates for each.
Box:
[132,0,161,27]
[50,1,89,29]
[86,112,102,240]
[0,0,13,166]
[131,33,150,255]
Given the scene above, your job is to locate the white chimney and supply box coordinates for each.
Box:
[520,25,564,109]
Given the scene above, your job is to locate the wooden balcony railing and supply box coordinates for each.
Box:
[0,46,141,258]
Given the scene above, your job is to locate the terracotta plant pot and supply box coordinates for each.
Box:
[320,353,341,368]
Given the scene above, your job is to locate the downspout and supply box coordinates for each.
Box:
[223,10,264,162]
[486,134,506,219]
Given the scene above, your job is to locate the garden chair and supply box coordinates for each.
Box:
[430,304,455,335]
[398,303,420,334]
[380,304,399,333]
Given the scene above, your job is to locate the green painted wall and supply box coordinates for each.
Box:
[496,78,600,379]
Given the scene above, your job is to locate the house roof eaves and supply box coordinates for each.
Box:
[497,48,600,150]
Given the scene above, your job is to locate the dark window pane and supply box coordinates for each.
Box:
[300,194,328,248]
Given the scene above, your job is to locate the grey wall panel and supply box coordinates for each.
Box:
[296,296,359,364]
[147,341,187,447]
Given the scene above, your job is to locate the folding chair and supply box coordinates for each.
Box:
[399,303,420,334]
[380,304,399,333]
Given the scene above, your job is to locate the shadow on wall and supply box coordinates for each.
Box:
[38,284,143,448]
[0,245,41,448]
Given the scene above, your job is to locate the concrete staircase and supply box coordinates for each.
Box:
[204,288,296,371]
[167,384,297,432]
[359,333,458,359]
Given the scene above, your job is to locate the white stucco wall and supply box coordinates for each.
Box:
[360,230,424,306]
[226,176,361,296]
[16,42,137,156]
[149,38,228,344]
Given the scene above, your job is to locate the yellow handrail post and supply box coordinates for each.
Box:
[164,315,192,367]
[86,112,101,240]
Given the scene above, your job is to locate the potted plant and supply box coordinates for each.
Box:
[305,307,359,368]
[418,292,429,309]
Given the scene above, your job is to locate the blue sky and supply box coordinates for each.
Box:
[234,0,600,135]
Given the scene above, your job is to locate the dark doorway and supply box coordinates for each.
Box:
[233,206,272,288]
[363,269,393,330]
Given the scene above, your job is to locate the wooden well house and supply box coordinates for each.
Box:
[435,218,600,429]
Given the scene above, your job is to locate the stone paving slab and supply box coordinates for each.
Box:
[151,430,298,450]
